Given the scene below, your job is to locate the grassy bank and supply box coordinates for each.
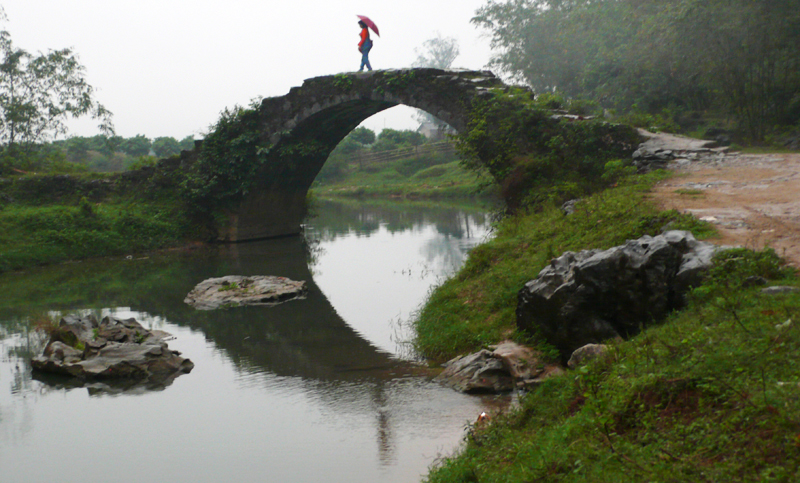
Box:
[414,172,800,481]
[424,249,800,482]
[0,172,192,274]
[413,171,714,361]
[312,158,496,200]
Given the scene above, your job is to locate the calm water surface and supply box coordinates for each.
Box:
[0,199,509,483]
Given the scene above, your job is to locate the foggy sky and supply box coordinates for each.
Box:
[1,1,492,140]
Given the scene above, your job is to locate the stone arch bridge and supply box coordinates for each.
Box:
[216,68,504,241]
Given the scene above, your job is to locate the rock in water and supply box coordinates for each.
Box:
[184,275,307,310]
[31,315,194,386]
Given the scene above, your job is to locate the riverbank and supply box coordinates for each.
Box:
[311,158,497,200]
[0,171,194,273]
[415,166,800,481]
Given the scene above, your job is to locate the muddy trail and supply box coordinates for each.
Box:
[642,132,800,267]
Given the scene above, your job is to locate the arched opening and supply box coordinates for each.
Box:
[311,106,458,189]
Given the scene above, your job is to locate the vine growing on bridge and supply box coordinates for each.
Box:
[181,104,269,212]
[456,88,641,211]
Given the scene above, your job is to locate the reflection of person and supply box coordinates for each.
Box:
[358,20,373,71]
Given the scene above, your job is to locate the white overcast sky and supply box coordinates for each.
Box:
[1,0,494,141]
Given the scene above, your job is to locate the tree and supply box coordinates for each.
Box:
[472,0,800,141]
[347,126,375,145]
[119,134,151,157]
[372,129,426,152]
[152,136,181,157]
[412,33,460,132]
[179,135,195,151]
[412,33,460,69]
[0,9,112,153]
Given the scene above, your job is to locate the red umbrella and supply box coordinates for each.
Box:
[357,15,380,37]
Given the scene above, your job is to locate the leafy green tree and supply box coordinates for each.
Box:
[472,0,800,140]
[0,10,113,153]
[347,127,375,145]
[179,135,195,151]
[119,134,151,157]
[152,136,181,158]
[64,137,90,163]
[372,129,426,152]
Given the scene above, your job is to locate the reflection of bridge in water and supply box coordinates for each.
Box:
[0,200,506,470]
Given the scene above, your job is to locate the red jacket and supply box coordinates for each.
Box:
[359,28,369,50]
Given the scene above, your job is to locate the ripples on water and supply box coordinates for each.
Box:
[0,199,511,483]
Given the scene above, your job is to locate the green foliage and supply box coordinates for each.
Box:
[152,136,182,158]
[413,171,711,361]
[218,281,239,292]
[380,70,416,94]
[0,12,114,150]
[473,0,800,142]
[332,73,353,90]
[372,128,426,152]
[182,104,269,211]
[425,244,800,482]
[347,126,375,145]
[119,134,151,157]
[0,200,187,273]
[456,89,640,210]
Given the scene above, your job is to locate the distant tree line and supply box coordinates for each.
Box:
[474,0,800,141]
[316,126,450,183]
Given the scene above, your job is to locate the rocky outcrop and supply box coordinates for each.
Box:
[517,231,719,361]
[633,130,732,172]
[435,341,564,393]
[31,315,193,385]
[184,275,307,310]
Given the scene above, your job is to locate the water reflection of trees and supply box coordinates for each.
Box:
[306,198,492,242]
[0,198,499,471]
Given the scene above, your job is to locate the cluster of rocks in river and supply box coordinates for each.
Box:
[437,231,720,393]
[31,315,194,387]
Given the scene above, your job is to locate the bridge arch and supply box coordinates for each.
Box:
[218,68,504,241]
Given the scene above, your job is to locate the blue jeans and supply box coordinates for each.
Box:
[359,40,372,71]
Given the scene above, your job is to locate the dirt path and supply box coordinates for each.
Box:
[649,149,800,267]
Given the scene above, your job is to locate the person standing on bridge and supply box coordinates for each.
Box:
[358,19,373,71]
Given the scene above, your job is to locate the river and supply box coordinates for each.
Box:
[0,198,510,483]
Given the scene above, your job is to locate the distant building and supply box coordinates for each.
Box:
[417,122,455,141]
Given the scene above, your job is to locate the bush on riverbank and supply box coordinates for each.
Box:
[455,89,641,212]
[424,247,800,482]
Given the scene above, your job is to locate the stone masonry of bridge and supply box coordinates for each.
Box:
[219,68,505,242]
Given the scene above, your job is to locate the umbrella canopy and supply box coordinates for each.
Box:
[357,15,380,37]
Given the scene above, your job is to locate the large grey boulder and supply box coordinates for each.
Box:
[517,231,718,361]
[184,275,307,310]
[32,315,194,385]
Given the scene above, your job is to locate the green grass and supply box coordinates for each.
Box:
[0,199,189,273]
[412,171,716,362]
[424,248,800,482]
[312,159,496,200]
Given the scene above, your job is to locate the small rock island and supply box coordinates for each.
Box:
[184,275,307,310]
[32,315,194,385]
